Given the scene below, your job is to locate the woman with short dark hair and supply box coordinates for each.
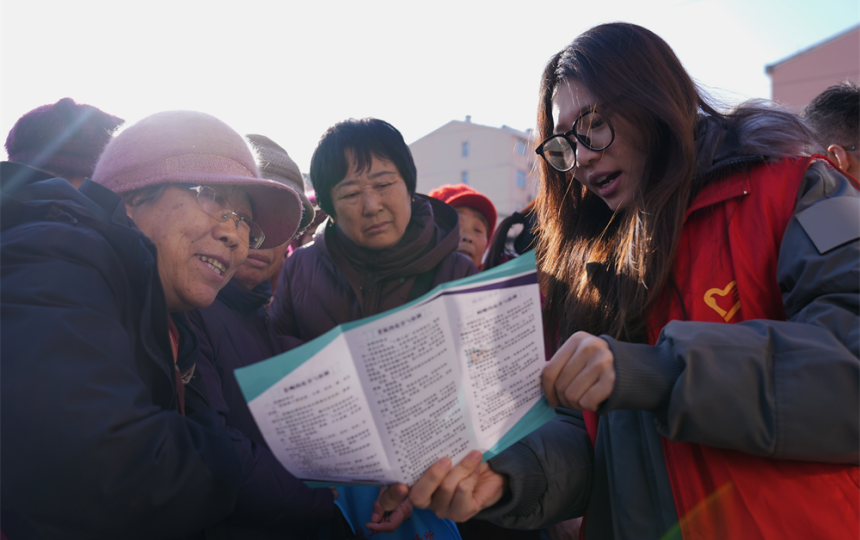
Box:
[309,118,418,219]
[380,23,859,539]
[270,118,477,342]
[270,118,476,538]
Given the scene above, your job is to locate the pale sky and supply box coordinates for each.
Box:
[2,0,858,175]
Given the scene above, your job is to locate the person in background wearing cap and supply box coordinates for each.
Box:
[1,111,307,538]
[428,184,497,270]
[2,97,124,191]
[187,135,356,539]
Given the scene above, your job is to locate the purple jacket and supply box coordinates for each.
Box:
[271,194,477,340]
[187,280,338,539]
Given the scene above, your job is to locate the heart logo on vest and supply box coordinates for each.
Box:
[704,281,741,322]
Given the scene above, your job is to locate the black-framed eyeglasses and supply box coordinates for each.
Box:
[842,144,857,152]
[188,186,265,249]
[535,109,616,172]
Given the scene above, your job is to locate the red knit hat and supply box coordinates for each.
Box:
[428,184,497,243]
[5,98,124,178]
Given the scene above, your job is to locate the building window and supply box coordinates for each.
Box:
[515,139,527,155]
[516,170,526,189]
[462,171,469,184]
[462,141,469,157]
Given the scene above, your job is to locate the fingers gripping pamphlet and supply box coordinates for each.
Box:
[235,252,556,486]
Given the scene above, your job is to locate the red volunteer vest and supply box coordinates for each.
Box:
[586,157,859,539]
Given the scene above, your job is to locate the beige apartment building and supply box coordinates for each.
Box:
[409,116,538,219]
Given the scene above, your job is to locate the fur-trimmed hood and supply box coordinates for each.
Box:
[694,99,818,182]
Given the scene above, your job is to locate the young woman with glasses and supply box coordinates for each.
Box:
[378,22,859,540]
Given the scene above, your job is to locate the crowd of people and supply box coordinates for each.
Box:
[1,22,858,540]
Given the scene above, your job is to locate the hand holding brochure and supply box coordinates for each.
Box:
[235,252,555,486]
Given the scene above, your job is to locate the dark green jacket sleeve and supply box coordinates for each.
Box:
[477,409,592,529]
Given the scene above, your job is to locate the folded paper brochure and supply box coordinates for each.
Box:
[235,252,556,486]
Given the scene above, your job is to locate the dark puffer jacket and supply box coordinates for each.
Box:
[271,194,477,340]
[0,170,242,539]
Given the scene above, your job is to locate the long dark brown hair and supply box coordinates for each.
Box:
[536,23,813,345]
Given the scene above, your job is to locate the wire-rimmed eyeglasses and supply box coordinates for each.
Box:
[188,186,265,249]
[535,109,615,172]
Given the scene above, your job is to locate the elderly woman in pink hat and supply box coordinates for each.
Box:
[0,111,335,538]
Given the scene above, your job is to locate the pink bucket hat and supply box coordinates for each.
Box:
[92,110,303,248]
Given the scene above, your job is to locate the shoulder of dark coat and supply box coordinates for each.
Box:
[793,159,860,255]
[280,236,341,299]
[2,178,159,307]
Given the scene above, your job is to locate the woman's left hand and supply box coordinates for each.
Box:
[366,485,413,533]
[542,331,616,411]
